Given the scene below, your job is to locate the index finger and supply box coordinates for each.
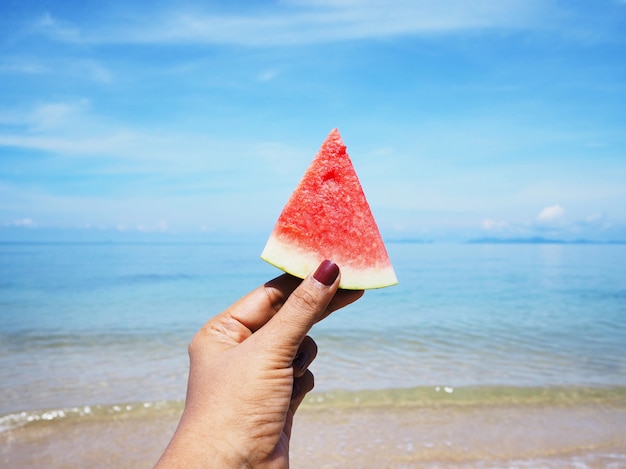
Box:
[221,273,301,334]
[224,272,363,334]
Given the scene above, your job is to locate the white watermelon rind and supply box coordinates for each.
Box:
[261,234,398,290]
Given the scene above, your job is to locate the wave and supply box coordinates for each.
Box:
[301,385,626,410]
[4,385,625,434]
[0,400,184,433]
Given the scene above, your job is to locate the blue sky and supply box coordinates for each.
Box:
[1,0,625,242]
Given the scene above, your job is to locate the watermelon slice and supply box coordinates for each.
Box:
[261,128,398,290]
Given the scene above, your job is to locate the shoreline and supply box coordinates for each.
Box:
[3,385,626,432]
[2,386,626,468]
[3,384,626,432]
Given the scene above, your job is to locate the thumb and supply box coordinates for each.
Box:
[255,260,340,359]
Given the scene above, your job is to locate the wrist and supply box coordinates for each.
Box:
[155,424,248,469]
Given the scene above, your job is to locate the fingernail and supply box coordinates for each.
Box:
[292,379,301,397]
[313,260,339,286]
[293,352,308,370]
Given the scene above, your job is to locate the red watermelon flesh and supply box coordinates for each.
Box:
[261,128,398,290]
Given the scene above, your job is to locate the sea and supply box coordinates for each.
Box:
[1,240,626,466]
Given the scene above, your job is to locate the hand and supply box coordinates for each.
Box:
[154,260,364,468]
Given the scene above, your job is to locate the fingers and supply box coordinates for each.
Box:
[255,261,340,356]
[291,369,314,413]
[283,369,315,442]
[196,261,363,356]
[293,335,317,378]
[222,268,363,336]
[192,274,302,355]
[204,274,300,341]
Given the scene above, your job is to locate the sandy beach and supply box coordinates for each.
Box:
[2,396,625,469]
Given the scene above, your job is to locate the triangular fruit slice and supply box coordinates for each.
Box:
[261,128,398,290]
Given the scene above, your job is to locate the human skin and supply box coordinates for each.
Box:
[154,260,364,468]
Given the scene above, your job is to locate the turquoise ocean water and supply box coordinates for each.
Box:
[1,241,625,429]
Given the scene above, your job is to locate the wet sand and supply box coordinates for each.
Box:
[2,402,626,468]
[291,405,626,468]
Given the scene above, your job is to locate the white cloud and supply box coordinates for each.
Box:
[0,60,48,75]
[9,218,37,228]
[585,213,603,223]
[82,61,113,84]
[136,220,171,233]
[32,12,80,41]
[0,100,299,230]
[30,100,90,131]
[580,213,613,231]
[0,57,111,83]
[148,1,546,46]
[30,1,547,47]
[257,69,280,82]
[537,204,564,222]
[481,219,509,230]
[0,100,202,166]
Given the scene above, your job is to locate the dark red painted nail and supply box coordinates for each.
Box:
[313,260,339,286]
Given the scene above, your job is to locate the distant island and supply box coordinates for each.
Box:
[467,236,626,245]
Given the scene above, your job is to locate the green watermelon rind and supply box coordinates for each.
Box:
[261,234,398,290]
